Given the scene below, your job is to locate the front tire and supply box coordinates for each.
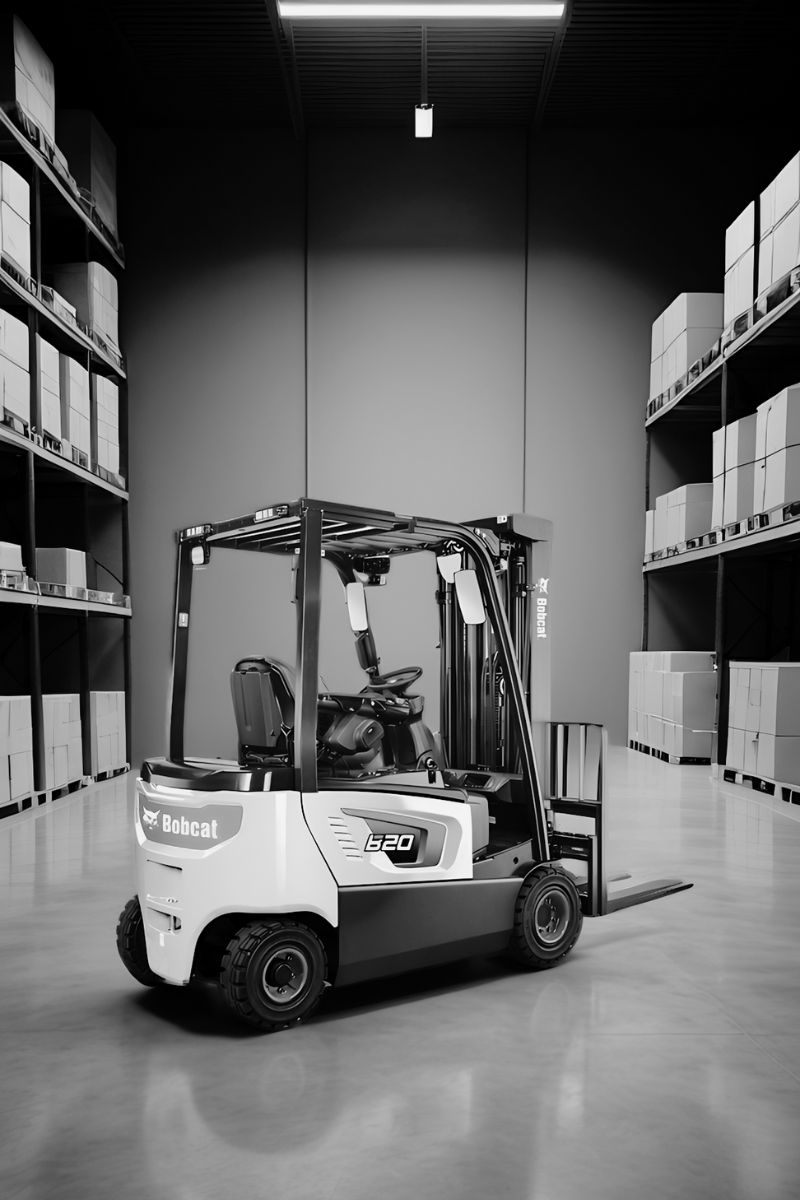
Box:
[220,920,328,1032]
[116,896,164,987]
[510,866,583,969]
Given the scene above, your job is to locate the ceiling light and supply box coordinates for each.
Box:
[415,103,433,137]
[278,3,565,19]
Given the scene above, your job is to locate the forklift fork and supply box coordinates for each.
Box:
[546,722,692,916]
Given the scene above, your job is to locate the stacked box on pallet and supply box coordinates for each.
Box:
[651,484,713,552]
[712,426,725,529]
[758,151,800,294]
[59,354,90,462]
[0,305,29,426]
[89,691,126,775]
[724,203,755,329]
[752,384,800,515]
[651,294,723,397]
[0,16,55,142]
[0,540,24,573]
[726,664,800,784]
[36,335,61,440]
[0,695,33,806]
[723,413,758,526]
[629,651,716,759]
[0,160,31,276]
[94,375,120,475]
[56,112,118,240]
[53,263,119,351]
[43,694,82,790]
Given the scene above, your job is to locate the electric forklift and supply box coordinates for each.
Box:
[117,498,691,1031]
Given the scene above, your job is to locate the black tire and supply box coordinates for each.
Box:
[219,920,328,1032]
[116,896,164,987]
[510,866,583,969]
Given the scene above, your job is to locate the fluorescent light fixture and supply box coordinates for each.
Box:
[415,103,433,137]
[279,3,565,18]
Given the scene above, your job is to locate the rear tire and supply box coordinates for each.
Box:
[510,866,583,969]
[220,920,328,1032]
[116,896,164,987]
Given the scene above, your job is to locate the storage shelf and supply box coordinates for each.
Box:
[0,265,126,380]
[646,358,723,427]
[644,511,800,572]
[0,106,124,269]
[0,421,128,500]
[0,586,130,617]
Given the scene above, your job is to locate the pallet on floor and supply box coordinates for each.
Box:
[722,767,800,805]
[628,739,711,766]
[88,763,129,784]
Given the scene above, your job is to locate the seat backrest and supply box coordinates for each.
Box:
[231,657,296,754]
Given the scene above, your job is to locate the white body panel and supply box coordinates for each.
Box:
[135,780,338,985]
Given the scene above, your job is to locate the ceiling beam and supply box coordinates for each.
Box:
[263,0,306,138]
[532,0,572,129]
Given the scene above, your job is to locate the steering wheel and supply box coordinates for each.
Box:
[367,665,423,695]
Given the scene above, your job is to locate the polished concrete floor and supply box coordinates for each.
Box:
[2,749,800,1200]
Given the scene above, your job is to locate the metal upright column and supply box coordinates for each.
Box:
[295,503,322,793]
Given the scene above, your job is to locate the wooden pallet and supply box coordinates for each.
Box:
[89,764,130,784]
[34,777,88,806]
[722,767,800,805]
[628,740,711,766]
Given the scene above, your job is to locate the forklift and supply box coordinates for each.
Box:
[117,498,691,1031]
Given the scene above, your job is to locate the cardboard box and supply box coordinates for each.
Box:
[729,665,750,731]
[665,483,713,544]
[653,493,669,552]
[649,357,662,400]
[760,177,777,238]
[744,666,762,734]
[0,161,30,222]
[644,670,665,717]
[0,199,31,275]
[725,202,755,270]
[755,385,800,461]
[59,355,90,437]
[743,730,759,775]
[756,734,800,785]
[0,306,29,369]
[712,427,726,478]
[664,722,712,759]
[35,547,86,589]
[712,472,724,529]
[724,414,758,470]
[644,509,654,558]
[757,232,774,294]
[651,313,665,362]
[53,263,119,347]
[760,665,800,737]
[759,445,800,511]
[772,205,800,284]
[0,357,30,423]
[723,462,755,525]
[89,690,126,772]
[0,541,24,571]
[724,246,755,326]
[661,651,715,673]
[672,327,721,380]
[726,726,745,771]
[56,111,118,238]
[9,749,33,799]
[662,293,724,346]
[773,151,800,227]
[662,672,716,729]
[0,17,55,141]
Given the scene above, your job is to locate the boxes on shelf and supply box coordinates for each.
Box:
[726,663,800,784]
[722,414,757,525]
[666,483,713,545]
[56,112,118,239]
[629,651,716,758]
[0,304,30,425]
[0,159,31,276]
[0,16,55,142]
[644,509,654,559]
[94,375,120,475]
[724,203,755,328]
[0,695,33,805]
[53,262,119,350]
[758,150,800,293]
[0,540,24,572]
[43,694,82,790]
[651,293,723,395]
[653,493,669,553]
[59,355,90,460]
[753,384,800,513]
[712,427,725,528]
[89,691,126,775]
[36,334,60,440]
[35,547,87,589]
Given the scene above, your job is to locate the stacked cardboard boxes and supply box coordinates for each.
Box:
[649,483,713,554]
[0,160,31,276]
[726,664,800,784]
[89,692,126,775]
[35,547,87,589]
[95,375,120,475]
[752,384,800,515]
[712,426,725,530]
[56,112,118,240]
[724,203,755,329]
[36,335,61,440]
[43,694,82,789]
[0,304,29,425]
[0,16,55,142]
[650,294,723,399]
[59,354,91,462]
[0,695,33,807]
[0,540,24,574]
[629,651,716,758]
[758,151,800,294]
[54,262,119,350]
[723,413,758,526]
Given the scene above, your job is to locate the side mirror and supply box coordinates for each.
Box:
[454,569,486,626]
[345,581,369,632]
[436,552,461,584]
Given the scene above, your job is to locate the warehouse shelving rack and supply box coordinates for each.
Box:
[643,276,800,769]
[0,95,129,817]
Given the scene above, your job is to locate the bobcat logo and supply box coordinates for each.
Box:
[142,806,161,830]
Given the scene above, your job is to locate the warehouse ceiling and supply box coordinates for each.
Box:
[5,0,800,137]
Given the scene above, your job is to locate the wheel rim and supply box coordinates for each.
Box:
[532,887,571,946]
[261,946,310,1005]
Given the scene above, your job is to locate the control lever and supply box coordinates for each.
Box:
[424,757,438,785]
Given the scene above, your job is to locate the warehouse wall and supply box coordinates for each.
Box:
[124,130,306,761]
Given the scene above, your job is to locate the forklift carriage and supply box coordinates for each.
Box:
[117,498,691,1031]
